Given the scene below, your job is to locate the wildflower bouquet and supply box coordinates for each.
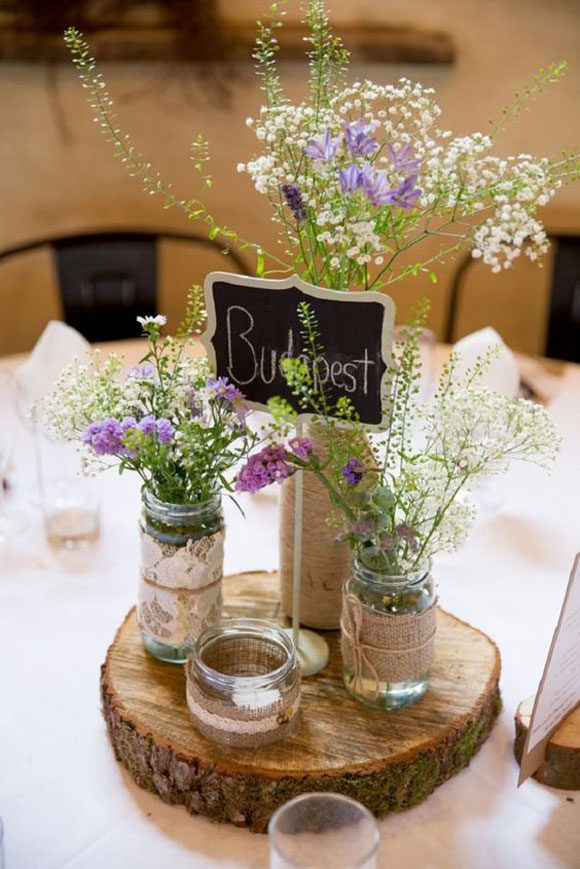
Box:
[64,1,579,292]
[236,305,559,574]
[40,304,258,505]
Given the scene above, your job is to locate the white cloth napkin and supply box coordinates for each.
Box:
[453,327,520,398]
[14,320,90,405]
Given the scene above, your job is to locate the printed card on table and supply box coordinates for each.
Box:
[518,553,580,785]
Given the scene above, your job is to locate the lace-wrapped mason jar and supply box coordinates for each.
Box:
[341,556,437,710]
[186,618,301,747]
[137,490,225,664]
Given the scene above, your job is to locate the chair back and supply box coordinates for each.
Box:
[445,234,580,362]
[0,228,250,348]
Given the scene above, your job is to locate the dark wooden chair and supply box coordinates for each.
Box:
[444,234,580,362]
[0,229,250,343]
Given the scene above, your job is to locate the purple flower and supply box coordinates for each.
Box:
[136,414,174,444]
[304,129,340,162]
[156,418,175,444]
[206,376,249,423]
[362,166,393,205]
[344,119,378,158]
[379,533,396,552]
[352,519,373,538]
[341,456,364,485]
[138,415,157,436]
[119,416,138,435]
[395,522,418,553]
[387,143,421,175]
[235,445,293,494]
[362,166,422,209]
[126,363,156,381]
[289,437,314,460]
[281,184,307,222]
[361,167,394,206]
[206,376,243,403]
[338,164,363,195]
[82,418,124,456]
[117,416,141,457]
[386,175,422,210]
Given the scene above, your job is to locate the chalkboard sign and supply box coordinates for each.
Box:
[202,273,395,425]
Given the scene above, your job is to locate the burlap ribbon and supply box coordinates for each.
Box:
[185,636,301,748]
[341,591,437,700]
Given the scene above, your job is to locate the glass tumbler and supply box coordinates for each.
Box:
[43,478,100,548]
[0,369,28,542]
[269,793,379,869]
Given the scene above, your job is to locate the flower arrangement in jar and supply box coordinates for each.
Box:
[40,293,262,663]
[236,303,559,708]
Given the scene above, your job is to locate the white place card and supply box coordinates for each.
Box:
[518,553,580,785]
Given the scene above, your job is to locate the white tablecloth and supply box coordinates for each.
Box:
[1,343,579,869]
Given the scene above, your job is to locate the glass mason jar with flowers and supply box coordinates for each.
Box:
[40,297,261,663]
[237,305,559,709]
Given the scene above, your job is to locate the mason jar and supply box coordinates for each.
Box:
[137,490,224,664]
[341,556,436,710]
[186,618,301,747]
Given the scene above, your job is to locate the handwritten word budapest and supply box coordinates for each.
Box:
[203,273,395,425]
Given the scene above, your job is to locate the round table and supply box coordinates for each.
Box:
[1,340,579,869]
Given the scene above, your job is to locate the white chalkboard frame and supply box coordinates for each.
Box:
[202,271,395,429]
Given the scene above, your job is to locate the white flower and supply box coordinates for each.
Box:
[240,70,564,288]
[137,315,167,328]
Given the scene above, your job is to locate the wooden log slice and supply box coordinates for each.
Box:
[514,696,580,790]
[101,571,501,832]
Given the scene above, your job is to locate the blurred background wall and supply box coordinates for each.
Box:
[0,0,578,354]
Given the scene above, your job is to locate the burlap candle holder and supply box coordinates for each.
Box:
[186,618,301,748]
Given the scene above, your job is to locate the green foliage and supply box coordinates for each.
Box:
[253,2,287,107]
[382,298,429,473]
[176,285,207,340]
[62,27,285,272]
[489,61,568,137]
[302,0,350,118]
[266,395,297,430]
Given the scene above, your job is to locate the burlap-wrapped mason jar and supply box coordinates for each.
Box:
[341,557,437,710]
[137,490,224,664]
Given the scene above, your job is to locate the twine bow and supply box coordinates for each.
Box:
[341,593,382,700]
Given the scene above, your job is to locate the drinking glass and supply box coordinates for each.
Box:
[0,369,28,542]
[269,793,379,869]
[43,478,100,548]
[0,817,5,869]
